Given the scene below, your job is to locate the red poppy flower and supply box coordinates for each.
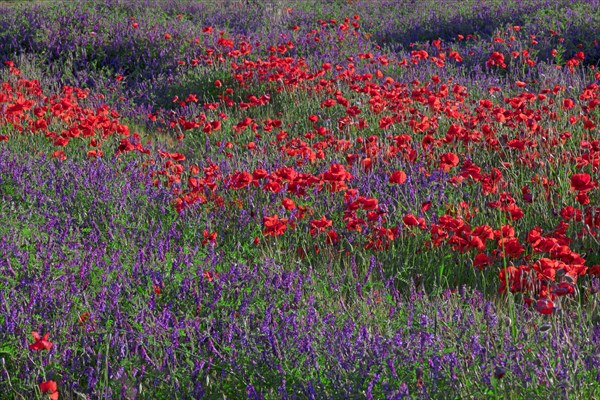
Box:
[534,258,560,281]
[322,164,352,192]
[486,52,506,68]
[439,152,459,172]
[379,116,394,130]
[570,173,596,192]
[325,229,339,245]
[552,282,575,296]
[53,137,69,147]
[52,150,66,161]
[588,265,600,276]
[321,98,336,108]
[39,380,59,400]
[402,213,425,229]
[576,191,590,205]
[559,206,579,221]
[310,216,333,235]
[323,163,352,181]
[497,237,524,258]
[421,201,431,212]
[498,265,530,294]
[263,215,288,237]
[361,158,372,171]
[389,170,407,184]
[229,171,253,189]
[562,98,575,110]
[473,253,491,270]
[504,203,524,221]
[202,230,217,245]
[252,169,268,180]
[203,271,217,281]
[281,198,296,210]
[533,298,555,315]
[359,197,378,210]
[29,332,52,351]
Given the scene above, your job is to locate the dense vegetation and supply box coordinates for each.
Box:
[1,0,599,398]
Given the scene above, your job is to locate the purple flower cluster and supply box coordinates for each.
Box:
[1,149,599,398]
[1,0,598,126]
[1,1,600,398]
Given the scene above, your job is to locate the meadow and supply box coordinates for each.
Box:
[0,0,599,398]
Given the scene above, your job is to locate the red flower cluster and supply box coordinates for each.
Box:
[3,19,599,317]
[40,380,59,400]
[29,331,52,351]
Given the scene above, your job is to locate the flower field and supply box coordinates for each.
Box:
[1,0,600,398]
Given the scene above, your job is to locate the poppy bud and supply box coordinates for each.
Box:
[533,298,555,315]
[494,366,506,379]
